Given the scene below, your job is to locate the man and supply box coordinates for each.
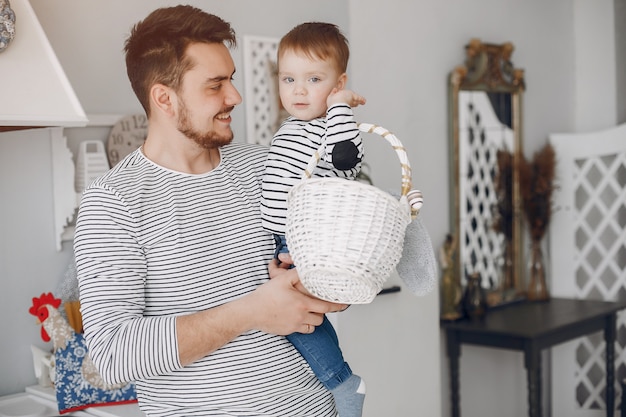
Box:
[74,5,344,416]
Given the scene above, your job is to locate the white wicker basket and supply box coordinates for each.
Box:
[285,123,413,304]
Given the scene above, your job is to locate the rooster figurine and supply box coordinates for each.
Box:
[29,292,136,414]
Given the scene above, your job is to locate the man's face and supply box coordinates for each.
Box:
[175,42,242,149]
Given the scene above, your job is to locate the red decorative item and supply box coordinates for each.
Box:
[29,292,62,342]
[27,291,138,412]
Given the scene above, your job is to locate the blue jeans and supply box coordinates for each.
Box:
[287,316,353,390]
[274,235,353,390]
[273,234,290,259]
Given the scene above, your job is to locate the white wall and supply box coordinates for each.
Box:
[346,1,618,416]
[0,128,75,394]
[574,0,617,131]
[1,1,620,417]
[615,0,626,124]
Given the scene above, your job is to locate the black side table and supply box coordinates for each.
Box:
[441,297,626,417]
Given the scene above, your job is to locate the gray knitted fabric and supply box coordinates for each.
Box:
[396,214,438,296]
[55,261,79,301]
[54,260,80,321]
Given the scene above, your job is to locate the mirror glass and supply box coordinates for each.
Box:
[448,39,525,306]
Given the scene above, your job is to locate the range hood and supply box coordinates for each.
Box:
[0,0,87,131]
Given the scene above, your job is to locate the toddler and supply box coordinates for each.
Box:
[260,22,366,417]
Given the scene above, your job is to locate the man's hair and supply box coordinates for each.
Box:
[278,22,349,74]
[124,5,236,116]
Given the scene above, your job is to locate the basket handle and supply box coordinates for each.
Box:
[301,122,413,198]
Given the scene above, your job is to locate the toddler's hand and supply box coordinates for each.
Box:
[327,88,366,108]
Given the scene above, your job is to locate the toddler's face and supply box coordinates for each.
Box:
[277,50,344,121]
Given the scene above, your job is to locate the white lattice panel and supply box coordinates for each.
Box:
[243,35,280,147]
[550,123,626,416]
[458,91,514,287]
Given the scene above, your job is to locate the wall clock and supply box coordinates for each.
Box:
[106,114,148,167]
[0,0,16,53]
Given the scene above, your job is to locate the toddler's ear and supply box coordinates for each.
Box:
[336,73,347,89]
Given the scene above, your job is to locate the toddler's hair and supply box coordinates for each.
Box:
[278,22,349,74]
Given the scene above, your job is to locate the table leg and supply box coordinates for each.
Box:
[524,342,541,417]
[605,313,616,417]
[446,329,461,417]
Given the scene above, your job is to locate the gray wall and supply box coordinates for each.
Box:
[617,0,626,124]
[0,128,75,392]
[346,2,575,416]
[0,1,622,417]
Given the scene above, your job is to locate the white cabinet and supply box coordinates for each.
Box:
[549,123,626,417]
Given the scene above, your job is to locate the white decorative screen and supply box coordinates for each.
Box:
[243,36,280,147]
[550,123,626,415]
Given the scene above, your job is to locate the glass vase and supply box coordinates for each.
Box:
[500,240,514,292]
[440,265,463,321]
[527,240,550,301]
[462,273,487,320]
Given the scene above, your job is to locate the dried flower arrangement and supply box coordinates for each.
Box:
[492,149,516,292]
[493,149,514,241]
[518,143,556,242]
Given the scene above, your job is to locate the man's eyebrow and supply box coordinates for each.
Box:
[206,75,229,83]
[206,69,236,83]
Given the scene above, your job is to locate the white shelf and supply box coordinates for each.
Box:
[50,128,80,251]
[51,114,124,250]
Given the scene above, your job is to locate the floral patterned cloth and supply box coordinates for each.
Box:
[54,332,137,414]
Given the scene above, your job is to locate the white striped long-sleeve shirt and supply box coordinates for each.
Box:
[74,143,336,417]
[260,104,363,235]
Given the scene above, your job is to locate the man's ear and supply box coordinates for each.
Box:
[151,84,176,117]
[336,73,347,90]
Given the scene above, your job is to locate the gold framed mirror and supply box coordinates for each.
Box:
[448,39,525,306]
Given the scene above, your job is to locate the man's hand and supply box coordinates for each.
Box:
[177,262,348,365]
[243,260,347,335]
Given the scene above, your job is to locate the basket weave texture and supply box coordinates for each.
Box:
[285,123,412,304]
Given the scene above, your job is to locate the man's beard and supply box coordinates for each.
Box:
[177,100,234,149]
